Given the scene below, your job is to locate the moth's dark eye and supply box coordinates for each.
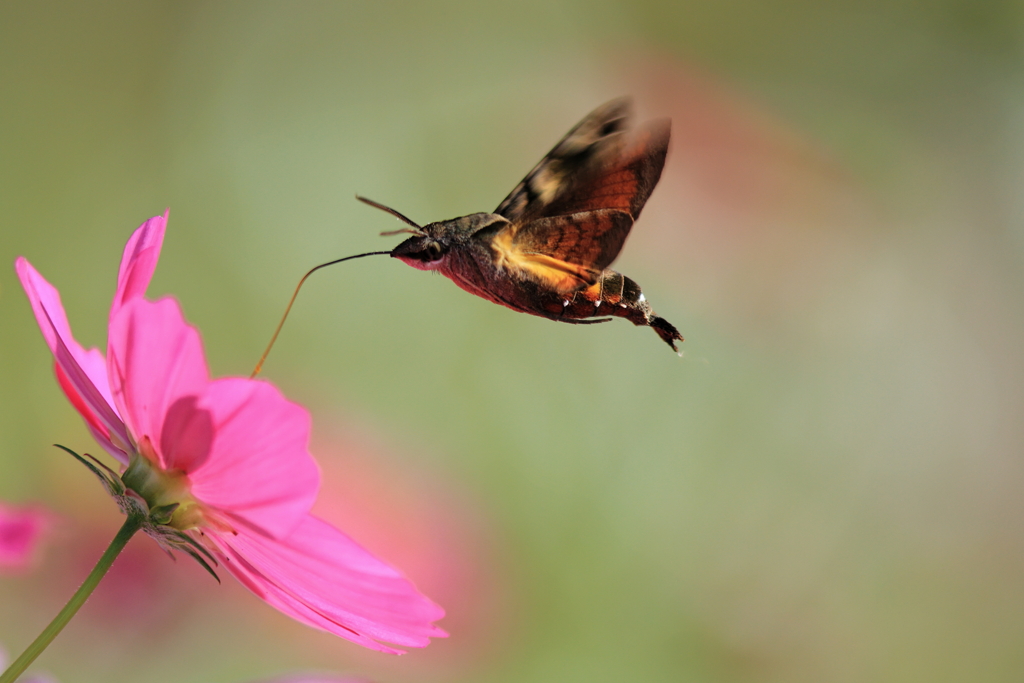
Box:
[425,242,443,261]
[600,117,625,137]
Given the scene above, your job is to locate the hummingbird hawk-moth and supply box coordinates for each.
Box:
[360,98,683,352]
[249,99,682,377]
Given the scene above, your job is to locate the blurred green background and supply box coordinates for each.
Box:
[3,1,1024,682]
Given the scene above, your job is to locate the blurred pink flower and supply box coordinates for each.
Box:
[252,678,368,683]
[0,502,51,572]
[14,212,445,653]
[308,432,512,673]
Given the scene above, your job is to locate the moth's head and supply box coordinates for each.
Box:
[355,195,446,270]
[390,233,448,270]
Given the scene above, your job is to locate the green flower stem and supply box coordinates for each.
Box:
[0,514,144,683]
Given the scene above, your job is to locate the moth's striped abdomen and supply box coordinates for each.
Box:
[552,270,683,351]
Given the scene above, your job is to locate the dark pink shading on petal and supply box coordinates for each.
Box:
[15,257,131,462]
[159,395,215,476]
[55,356,127,462]
[188,379,319,539]
[107,297,209,470]
[111,211,167,320]
[206,515,446,654]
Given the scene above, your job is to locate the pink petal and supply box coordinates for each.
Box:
[15,257,131,462]
[183,378,320,538]
[107,297,209,470]
[0,503,52,572]
[205,515,446,653]
[111,211,167,320]
[54,358,127,462]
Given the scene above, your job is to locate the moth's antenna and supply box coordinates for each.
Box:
[251,251,390,378]
[356,194,427,236]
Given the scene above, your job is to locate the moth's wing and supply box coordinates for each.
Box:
[540,117,670,221]
[494,97,670,225]
[494,98,632,222]
[489,98,670,295]
[491,209,634,295]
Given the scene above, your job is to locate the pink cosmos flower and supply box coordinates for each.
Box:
[14,212,445,653]
[0,502,51,572]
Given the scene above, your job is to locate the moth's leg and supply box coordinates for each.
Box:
[546,289,611,324]
[550,315,613,325]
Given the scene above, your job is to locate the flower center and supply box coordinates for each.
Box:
[120,449,204,530]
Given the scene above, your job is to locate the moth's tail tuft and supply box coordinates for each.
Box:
[650,316,683,353]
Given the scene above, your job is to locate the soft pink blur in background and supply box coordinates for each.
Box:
[0,503,52,573]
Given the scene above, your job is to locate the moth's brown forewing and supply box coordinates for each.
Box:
[493,98,632,221]
[376,98,683,352]
[496,99,667,222]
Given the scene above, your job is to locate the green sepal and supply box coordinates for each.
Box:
[171,529,218,566]
[54,444,124,496]
[141,525,220,583]
[51,445,222,584]
[181,545,221,583]
[117,490,150,519]
[149,502,180,526]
